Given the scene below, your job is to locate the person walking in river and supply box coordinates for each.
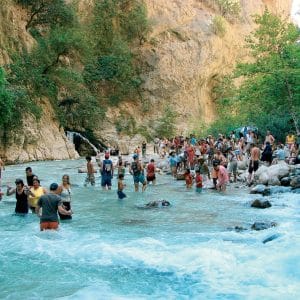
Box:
[28,178,47,213]
[0,157,4,200]
[129,154,147,192]
[101,152,114,190]
[57,174,72,220]
[248,144,260,185]
[36,183,72,231]
[6,179,32,214]
[146,159,156,185]
[84,156,95,187]
[117,174,126,199]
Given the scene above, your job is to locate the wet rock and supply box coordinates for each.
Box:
[269,186,291,194]
[251,222,277,231]
[251,199,271,209]
[262,233,281,244]
[234,226,247,232]
[250,184,266,194]
[280,177,291,186]
[290,176,300,188]
[268,177,281,186]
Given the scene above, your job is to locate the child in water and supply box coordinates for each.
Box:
[117,174,126,199]
[195,169,203,193]
[185,169,193,189]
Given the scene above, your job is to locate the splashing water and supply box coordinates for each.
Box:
[0,159,300,299]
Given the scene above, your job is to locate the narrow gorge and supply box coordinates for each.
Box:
[0,0,295,162]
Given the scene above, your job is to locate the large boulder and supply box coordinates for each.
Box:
[251,199,271,209]
[267,162,290,179]
[268,177,281,186]
[258,172,269,185]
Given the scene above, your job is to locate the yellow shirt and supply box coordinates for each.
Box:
[29,187,44,208]
[286,135,295,145]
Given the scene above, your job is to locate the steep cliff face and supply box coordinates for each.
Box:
[137,0,292,131]
[0,0,293,161]
[0,1,79,162]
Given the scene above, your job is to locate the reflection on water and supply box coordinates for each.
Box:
[0,159,300,299]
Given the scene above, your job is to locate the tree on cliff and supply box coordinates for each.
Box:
[210,10,300,140]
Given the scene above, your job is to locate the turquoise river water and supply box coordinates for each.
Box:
[0,159,299,299]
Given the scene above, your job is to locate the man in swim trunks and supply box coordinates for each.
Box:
[248,144,260,185]
[36,183,72,231]
[130,154,147,192]
[146,159,156,185]
[101,152,114,190]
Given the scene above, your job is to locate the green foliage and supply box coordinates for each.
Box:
[0,68,15,128]
[203,0,240,21]
[216,0,240,20]
[207,10,300,141]
[211,15,226,37]
[84,0,149,105]
[17,0,76,31]
[154,106,178,138]
[115,113,137,135]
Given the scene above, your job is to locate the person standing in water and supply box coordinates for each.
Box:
[146,159,156,185]
[0,157,4,200]
[25,167,36,187]
[28,178,47,213]
[84,156,95,187]
[195,169,203,193]
[184,169,193,189]
[130,154,147,192]
[117,174,126,199]
[101,152,114,190]
[6,179,32,214]
[248,144,260,185]
[213,163,229,192]
[36,183,72,231]
[57,174,72,220]
[142,141,147,158]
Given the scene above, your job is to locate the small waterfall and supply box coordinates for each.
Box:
[291,0,300,27]
[66,131,99,154]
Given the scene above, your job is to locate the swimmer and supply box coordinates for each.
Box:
[145,200,171,208]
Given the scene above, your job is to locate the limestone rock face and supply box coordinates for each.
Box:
[0,101,79,163]
[138,0,293,131]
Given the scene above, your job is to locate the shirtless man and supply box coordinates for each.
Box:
[248,144,260,185]
[84,156,95,186]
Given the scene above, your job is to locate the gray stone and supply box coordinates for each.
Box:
[251,222,277,231]
[251,199,271,209]
[280,177,291,186]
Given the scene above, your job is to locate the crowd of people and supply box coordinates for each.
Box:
[0,128,299,231]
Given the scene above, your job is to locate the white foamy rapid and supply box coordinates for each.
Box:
[0,160,300,299]
[292,0,300,27]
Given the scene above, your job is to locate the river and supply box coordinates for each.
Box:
[0,159,299,299]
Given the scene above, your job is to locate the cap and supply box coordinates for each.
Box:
[50,183,59,191]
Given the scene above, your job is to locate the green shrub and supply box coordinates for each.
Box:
[211,15,226,37]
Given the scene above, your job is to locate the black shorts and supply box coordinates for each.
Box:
[248,160,259,173]
[147,175,156,182]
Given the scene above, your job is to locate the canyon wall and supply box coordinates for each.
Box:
[0,0,293,161]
